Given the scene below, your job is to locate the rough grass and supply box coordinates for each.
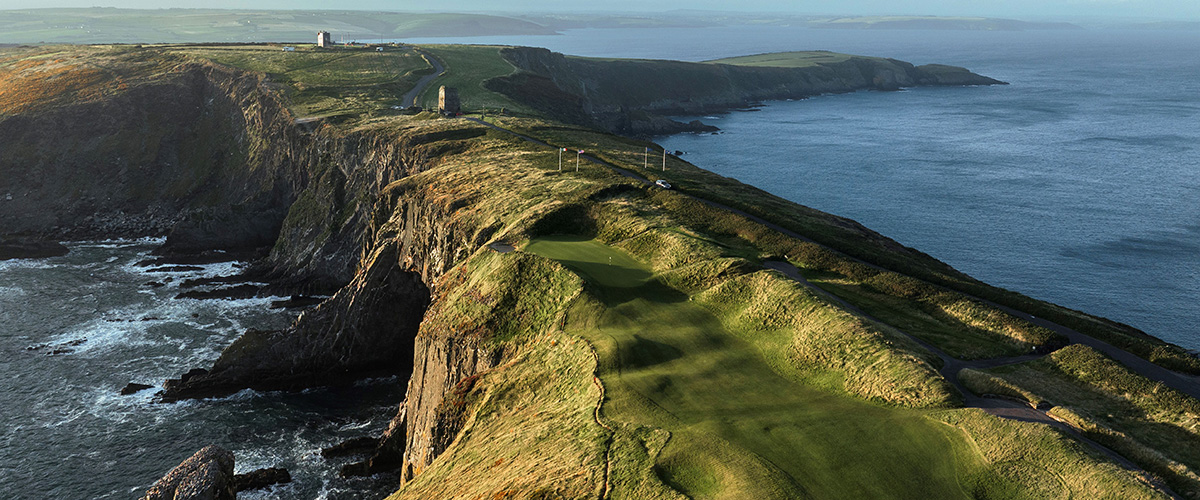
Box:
[0,45,178,115]
[389,331,609,499]
[532,237,968,499]
[416,45,531,114]
[962,345,1200,497]
[168,44,432,119]
[934,409,1169,500]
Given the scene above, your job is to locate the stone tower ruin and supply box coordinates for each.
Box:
[438,86,460,115]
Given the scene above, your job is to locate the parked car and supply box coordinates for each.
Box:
[654,179,672,189]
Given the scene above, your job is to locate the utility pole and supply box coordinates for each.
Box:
[662,148,667,172]
[644,147,648,169]
[576,149,584,172]
[558,147,564,171]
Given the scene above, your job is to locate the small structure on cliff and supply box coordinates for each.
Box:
[317,31,332,48]
[438,86,460,115]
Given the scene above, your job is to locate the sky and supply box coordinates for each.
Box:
[1,0,1198,21]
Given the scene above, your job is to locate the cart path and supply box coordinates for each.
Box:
[402,48,445,108]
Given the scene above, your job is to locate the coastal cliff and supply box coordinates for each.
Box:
[4,44,1197,499]
[487,47,1005,135]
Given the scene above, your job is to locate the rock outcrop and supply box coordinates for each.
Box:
[0,236,68,260]
[233,467,291,492]
[141,445,235,500]
[162,241,430,399]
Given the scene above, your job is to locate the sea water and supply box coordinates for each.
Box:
[410,26,1200,349]
[0,241,403,499]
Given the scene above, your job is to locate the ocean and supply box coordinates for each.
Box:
[2,24,1197,500]
[0,242,403,499]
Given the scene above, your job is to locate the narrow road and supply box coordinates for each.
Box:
[401,49,445,108]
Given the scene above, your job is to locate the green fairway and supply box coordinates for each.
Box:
[526,236,999,500]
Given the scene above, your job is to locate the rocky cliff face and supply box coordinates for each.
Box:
[489,47,1004,135]
[0,62,301,246]
[2,55,507,489]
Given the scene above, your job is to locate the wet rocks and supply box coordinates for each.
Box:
[0,237,69,261]
[121,383,154,395]
[269,295,325,309]
[339,405,407,478]
[175,284,261,301]
[233,467,291,492]
[161,242,430,400]
[146,265,206,273]
[320,437,380,458]
[141,445,235,500]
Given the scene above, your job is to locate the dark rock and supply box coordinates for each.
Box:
[121,383,154,395]
[161,242,429,400]
[158,206,287,258]
[0,238,69,261]
[145,281,166,288]
[141,445,235,500]
[180,368,209,384]
[175,284,261,301]
[341,404,407,477]
[145,265,206,273]
[181,274,254,289]
[321,436,379,458]
[233,467,291,492]
[269,295,326,309]
[135,249,255,268]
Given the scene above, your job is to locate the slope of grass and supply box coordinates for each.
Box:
[962,345,1200,497]
[529,236,1159,499]
[168,44,432,119]
[415,44,530,114]
[530,236,967,499]
[480,116,1063,361]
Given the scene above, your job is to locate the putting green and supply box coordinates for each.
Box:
[526,236,1009,500]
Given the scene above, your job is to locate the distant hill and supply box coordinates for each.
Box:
[809,16,1083,31]
[0,8,556,44]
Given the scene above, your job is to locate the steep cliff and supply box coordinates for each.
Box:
[486,47,1005,135]
[0,50,302,248]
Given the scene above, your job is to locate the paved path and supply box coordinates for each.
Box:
[401,49,445,108]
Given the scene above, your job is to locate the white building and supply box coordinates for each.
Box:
[317,31,331,48]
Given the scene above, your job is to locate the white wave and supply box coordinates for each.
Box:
[0,285,26,298]
[0,259,55,271]
[69,237,166,248]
